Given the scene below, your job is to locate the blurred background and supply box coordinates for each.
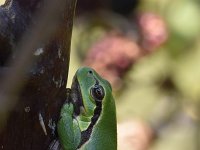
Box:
[1,0,200,149]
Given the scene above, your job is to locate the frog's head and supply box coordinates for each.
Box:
[70,66,112,131]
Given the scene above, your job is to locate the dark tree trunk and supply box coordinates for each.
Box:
[0,0,76,149]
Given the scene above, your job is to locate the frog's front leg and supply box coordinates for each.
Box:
[57,103,81,150]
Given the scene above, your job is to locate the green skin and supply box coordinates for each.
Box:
[57,67,117,150]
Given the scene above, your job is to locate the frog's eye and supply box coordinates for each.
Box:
[88,70,93,74]
[90,85,105,100]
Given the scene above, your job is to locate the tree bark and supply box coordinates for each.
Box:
[0,0,76,149]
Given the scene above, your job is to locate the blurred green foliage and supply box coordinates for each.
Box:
[70,0,200,149]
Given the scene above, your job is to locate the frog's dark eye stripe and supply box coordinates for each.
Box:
[90,85,105,100]
[79,84,104,148]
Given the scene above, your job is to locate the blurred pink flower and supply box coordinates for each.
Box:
[138,12,168,51]
[84,33,140,89]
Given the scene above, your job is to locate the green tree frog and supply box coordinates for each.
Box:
[57,67,117,150]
